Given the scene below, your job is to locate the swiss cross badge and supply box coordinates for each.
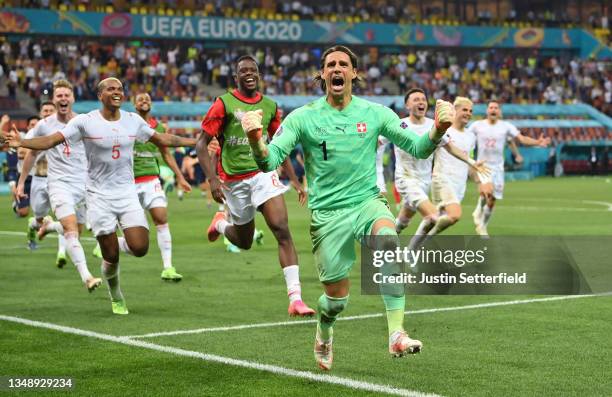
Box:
[356,122,367,137]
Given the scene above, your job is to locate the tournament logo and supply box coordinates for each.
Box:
[314,126,328,136]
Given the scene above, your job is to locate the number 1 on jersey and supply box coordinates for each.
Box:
[319,141,328,160]
[112,144,121,159]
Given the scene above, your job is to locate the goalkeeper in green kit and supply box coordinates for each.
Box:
[240,46,455,370]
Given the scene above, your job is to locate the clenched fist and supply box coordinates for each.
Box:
[241,109,263,139]
[434,99,455,135]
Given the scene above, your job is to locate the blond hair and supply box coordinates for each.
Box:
[52,79,73,96]
[97,77,123,93]
[453,96,473,107]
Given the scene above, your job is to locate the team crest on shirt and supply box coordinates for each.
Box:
[400,121,408,129]
[356,122,367,138]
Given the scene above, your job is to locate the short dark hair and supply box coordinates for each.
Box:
[27,115,40,124]
[40,101,56,109]
[234,55,258,74]
[404,88,427,103]
[314,45,361,91]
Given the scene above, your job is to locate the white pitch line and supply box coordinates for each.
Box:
[497,206,606,212]
[0,230,97,242]
[582,200,612,211]
[125,293,612,339]
[0,315,441,397]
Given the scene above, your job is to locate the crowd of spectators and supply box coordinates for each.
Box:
[1,38,610,115]
[9,0,611,29]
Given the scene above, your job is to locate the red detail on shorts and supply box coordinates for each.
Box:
[392,183,401,204]
[135,175,159,184]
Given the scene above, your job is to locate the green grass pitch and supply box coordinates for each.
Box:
[1,176,611,396]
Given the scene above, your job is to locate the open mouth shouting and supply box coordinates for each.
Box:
[57,101,70,113]
[330,74,345,93]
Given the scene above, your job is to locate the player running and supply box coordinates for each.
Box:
[427,97,485,236]
[17,103,67,265]
[133,92,192,281]
[470,101,550,236]
[240,46,454,370]
[196,55,314,317]
[5,77,196,315]
[395,89,489,250]
[21,80,102,291]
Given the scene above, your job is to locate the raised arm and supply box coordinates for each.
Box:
[443,142,491,177]
[516,132,550,147]
[381,99,454,159]
[242,109,300,172]
[150,132,197,148]
[5,124,64,150]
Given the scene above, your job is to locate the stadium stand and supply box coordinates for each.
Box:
[1,38,610,114]
[8,0,611,29]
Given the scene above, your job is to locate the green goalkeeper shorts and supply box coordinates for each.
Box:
[310,195,394,284]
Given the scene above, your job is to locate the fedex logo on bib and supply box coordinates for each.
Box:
[356,122,367,137]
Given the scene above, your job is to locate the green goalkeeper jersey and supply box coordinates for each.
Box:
[134,118,165,178]
[256,96,438,210]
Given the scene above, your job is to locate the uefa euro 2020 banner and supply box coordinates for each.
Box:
[1,8,610,59]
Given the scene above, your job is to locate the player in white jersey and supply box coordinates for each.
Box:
[16,103,67,264]
[25,80,101,292]
[469,101,550,236]
[428,97,488,236]
[375,136,390,193]
[11,115,40,219]
[5,77,197,315]
[394,90,489,247]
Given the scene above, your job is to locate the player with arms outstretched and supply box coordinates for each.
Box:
[240,46,454,370]
[17,103,68,264]
[470,101,550,236]
[5,78,196,315]
[24,80,102,291]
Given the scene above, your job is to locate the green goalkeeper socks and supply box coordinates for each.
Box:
[383,295,406,335]
[317,294,349,341]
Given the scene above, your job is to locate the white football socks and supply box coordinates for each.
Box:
[64,231,92,283]
[156,223,172,269]
[283,265,302,303]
